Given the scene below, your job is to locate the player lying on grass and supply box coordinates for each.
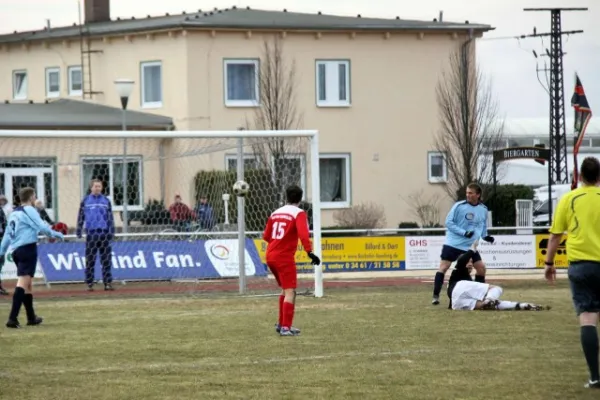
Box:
[0,187,64,328]
[447,243,550,311]
[262,185,321,337]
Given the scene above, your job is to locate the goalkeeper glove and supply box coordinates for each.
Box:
[464,231,474,239]
[483,236,495,244]
[307,252,321,266]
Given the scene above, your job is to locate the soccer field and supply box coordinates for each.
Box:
[1,280,597,400]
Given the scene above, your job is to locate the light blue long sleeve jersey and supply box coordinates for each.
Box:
[444,200,489,251]
[0,206,63,257]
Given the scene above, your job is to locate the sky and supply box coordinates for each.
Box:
[0,0,598,119]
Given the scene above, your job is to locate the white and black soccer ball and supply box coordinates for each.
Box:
[233,180,250,197]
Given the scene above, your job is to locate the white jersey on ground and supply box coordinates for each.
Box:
[451,280,491,310]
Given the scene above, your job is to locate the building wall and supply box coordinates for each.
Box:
[0,28,474,229]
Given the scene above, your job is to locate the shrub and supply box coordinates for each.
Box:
[333,202,386,230]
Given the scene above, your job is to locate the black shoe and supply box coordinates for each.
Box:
[104,283,114,291]
[27,316,43,326]
[6,318,20,329]
[0,286,9,295]
[432,296,440,305]
[86,284,94,291]
[584,380,600,389]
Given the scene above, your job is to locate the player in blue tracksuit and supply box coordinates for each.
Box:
[431,183,495,305]
[0,187,64,328]
[77,179,115,291]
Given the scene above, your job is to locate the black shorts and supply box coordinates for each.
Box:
[12,243,38,277]
[440,245,482,263]
[568,262,600,315]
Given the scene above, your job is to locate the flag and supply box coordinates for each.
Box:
[571,74,593,190]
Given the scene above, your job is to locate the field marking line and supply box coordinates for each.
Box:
[30,349,434,375]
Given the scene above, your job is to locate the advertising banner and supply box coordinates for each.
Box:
[253,237,406,273]
[0,258,44,281]
[404,235,537,270]
[37,239,267,283]
[535,234,568,268]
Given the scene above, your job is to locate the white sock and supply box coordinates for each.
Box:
[486,286,503,301]
[497,301,519,310]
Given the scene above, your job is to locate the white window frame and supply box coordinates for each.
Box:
[12,70,28,100]
[80,156,144,211]
[315,60,351,107]
[319,153,351,209]
[223,59,260,107]
[141,61,163,108]
[224,154,260,171]
[270,154,306,193]
[68,66,83,96]
[428,152,447,183]
[45,67,60,98]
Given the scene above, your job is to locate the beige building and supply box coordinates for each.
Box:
[0,0,493,231]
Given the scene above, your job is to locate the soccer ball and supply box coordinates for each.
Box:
[233,180,250,197]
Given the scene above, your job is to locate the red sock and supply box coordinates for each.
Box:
[282,301,295,329]
[278,295,285,326]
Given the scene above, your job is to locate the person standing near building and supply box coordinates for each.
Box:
[545,157,600,389]
[195,194,215,231]
[76,179,115,291]
[0,205,8,295]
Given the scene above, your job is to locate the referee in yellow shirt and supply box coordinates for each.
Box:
[545,157,600,389]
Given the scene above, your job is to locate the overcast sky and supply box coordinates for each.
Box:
[1,0,598,118]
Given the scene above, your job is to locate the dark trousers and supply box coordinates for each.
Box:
[85,231,113,286]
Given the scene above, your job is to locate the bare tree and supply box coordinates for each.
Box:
[435,39,505,201]
[403,190,441,227]
[246,35,305,203]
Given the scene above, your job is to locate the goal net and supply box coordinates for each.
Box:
[0,130,323,297]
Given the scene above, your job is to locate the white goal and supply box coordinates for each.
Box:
[0,129,323,297]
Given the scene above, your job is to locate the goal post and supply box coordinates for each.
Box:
[0,129,323,298]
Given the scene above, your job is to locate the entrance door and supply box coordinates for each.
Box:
[0,168,54,221]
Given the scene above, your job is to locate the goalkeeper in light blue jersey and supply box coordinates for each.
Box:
[431,183,494,305]
[0,187,63,329]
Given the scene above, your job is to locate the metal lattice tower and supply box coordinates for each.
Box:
[523,7,586,184]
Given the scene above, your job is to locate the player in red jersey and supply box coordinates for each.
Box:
[262,185,321,336]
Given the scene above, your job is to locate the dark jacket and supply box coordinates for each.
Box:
[76,194,114,236]
[447,250,476,309]
[39,208,54,226]
[195,203,215,230]
[0,207,6,239]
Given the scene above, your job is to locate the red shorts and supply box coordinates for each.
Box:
[267,259,297,290]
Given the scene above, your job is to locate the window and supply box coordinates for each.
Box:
[591,138,600,148]
[45,67,60,98]
[428,152,447,183]
[81,157,143,210]
[320,154,351,208]
[12,70,28,100]
[68,66,83,96]
[272,155,306,192]
[316,60,350,107]
[223,59,259,107]
[225,155,259,172]
[141,61,163,108]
